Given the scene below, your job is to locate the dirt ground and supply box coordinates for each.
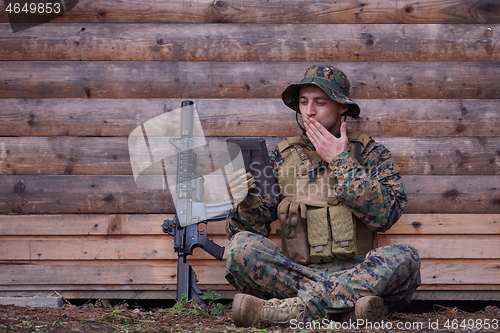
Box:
[0,299,499,333]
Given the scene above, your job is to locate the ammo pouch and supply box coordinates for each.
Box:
[307,205,357,263]
[278,199,357,264]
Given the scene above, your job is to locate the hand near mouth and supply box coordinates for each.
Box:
[304,116,348,163]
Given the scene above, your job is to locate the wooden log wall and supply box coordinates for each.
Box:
[0,0,499,301]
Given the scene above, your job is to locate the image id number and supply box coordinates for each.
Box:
[444,318,499,330]
[6,2,62,14]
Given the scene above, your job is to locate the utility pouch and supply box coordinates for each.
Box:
[278,198,310,265]
[307,207,335,263]
[328,205,357,260]
[281,214,311,265]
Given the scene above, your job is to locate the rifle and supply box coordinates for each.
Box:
[161,100,226,309]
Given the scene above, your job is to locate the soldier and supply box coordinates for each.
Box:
[225,65,421,327]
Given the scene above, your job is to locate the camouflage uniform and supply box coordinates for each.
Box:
[225,65,421,321]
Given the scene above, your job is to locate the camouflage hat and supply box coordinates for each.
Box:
[281,65,360,118]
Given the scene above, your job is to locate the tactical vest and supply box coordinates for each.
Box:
[276,132,377,265]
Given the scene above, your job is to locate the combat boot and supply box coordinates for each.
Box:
[232,293,305,327]
[340,296,387,323]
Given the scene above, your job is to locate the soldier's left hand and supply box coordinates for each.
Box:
[227,168,258,206]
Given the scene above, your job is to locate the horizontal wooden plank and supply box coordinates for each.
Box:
[0,99,498,138]
[3,289,500,300]
[1,23,498,62]
[0,260,228,285]
[0,175,175,214]
[403,175,500,214]
[1,0,498,24]
[0,137,135,176]
[387,214,500,235]
[0,290,236,300]
[417,285,500,291]
[0,235,238,260]
[414,290,500,301]
[0,283,233,292]
[0,175,498,214]
[0,283,223,292]
[377,137,500,176]
[420,259,500,285]
[0,214,170,236]
[0,98,298,137]
[7,233,496,260]
[0,259,497,287]
[4,285,499,293]
[1,136,498,176]
[1,62,498,99]
[0,214,498,236]
[379,234,500,258]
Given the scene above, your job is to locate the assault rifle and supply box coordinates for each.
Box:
[161,101,226,309]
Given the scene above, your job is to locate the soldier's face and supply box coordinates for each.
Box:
[298,85,348,134]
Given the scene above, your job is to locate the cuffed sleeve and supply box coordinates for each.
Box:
[225,194,279,239]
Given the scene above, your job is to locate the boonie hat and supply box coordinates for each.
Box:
[281,65,360,118]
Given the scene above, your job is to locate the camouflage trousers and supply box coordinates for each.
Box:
[225,231,421,321]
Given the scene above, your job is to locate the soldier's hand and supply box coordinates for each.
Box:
[228,169,259,207]
[304,117,348,163]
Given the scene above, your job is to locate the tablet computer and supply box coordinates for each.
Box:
[226,137,279,197]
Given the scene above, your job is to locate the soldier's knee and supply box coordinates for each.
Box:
[227,231,264,263]
[397,243,420,261]
[229,231,256,251]
[371,243,421,270]
[393,243,421,273]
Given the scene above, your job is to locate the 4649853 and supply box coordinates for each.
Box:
[5,2,62,14]
[444,318,499,330]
